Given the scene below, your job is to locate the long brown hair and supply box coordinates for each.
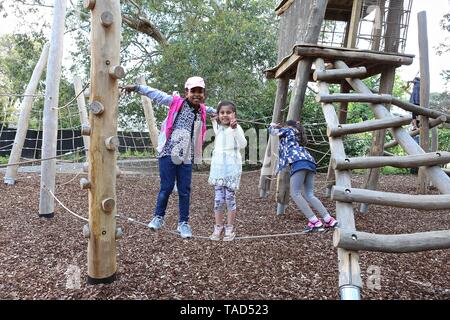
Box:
[285,120,307,146]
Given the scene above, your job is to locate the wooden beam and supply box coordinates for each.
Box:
[327,115,412,137]
[332,152,450,170]
[39,1,67,218]
[275,0,294,16]
[86,0,121,284]
[4,42,49,185]
[332,186,450,210]
[418,11,431,194]
[295,46,414,65]
[313,66,367,81]
[347,0,363,48]
[274,53,302,79]
[335,60,450,194]
[384,116,446,149]
[334,229,450,253]
[391,98,450,123]
[138,76,159,149]
[315,58,362,292]
[318,93,393,104]
[259,78,289,197]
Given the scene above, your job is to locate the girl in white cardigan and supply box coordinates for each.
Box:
[208,101,247,241]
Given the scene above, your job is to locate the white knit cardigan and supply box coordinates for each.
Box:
[208,120,247,190]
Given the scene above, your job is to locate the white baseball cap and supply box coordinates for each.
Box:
[184,76,205,90]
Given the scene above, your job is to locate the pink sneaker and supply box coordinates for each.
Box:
[303,220,324,233]
[324,216,338,228]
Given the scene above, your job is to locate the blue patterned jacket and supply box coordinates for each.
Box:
[268,125,316,173]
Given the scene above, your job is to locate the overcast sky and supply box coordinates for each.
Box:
[399,0,450,92]
[1,1,449,92]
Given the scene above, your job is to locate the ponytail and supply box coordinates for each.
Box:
[285,120,307,145]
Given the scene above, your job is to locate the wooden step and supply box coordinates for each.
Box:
[332,151,450,170]
[331,186,450,210]
[313,66,367,81]
[391,98,450,123]
[333,229,450,253]
[384,115,446,149]
[327,115,412,137]
[317,93,393,104]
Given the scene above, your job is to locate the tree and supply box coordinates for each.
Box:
[437,12,450,88]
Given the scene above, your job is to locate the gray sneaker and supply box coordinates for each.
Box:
[148,216,164,230]
[177,222,192,238]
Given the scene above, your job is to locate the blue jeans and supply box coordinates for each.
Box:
[154,156,192,223]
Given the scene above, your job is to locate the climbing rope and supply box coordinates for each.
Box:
[0,147,86,168]
[42,185,313,241]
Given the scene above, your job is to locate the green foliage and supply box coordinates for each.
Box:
[0,32,78,129]
[437,12,450,86]
[0,155,8,165]
[118,148,154,159]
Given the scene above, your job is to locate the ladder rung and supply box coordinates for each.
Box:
[331,186,450,210]
[327,115,412,137]
[333,229,450,253]
[384,115,447,149]
[332,152,450,170]
[317,93,393,104]
[313,66,367,81]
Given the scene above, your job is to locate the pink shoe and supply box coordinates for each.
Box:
[303,220,324,233]
[324,216,338,228]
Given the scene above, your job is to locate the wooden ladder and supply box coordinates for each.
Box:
[314,57,450,253]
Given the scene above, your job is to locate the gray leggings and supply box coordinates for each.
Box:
[290,170,329,219]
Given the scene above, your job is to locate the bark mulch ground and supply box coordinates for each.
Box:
[0,170,448,300]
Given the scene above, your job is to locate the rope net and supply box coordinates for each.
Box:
[0,84,379,176]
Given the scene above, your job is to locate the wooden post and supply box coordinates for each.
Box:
[4,43,49,185]
[137,76,159,149]
[359,67,396,214]
[258,78,288,198]
[85,0,122,284]
[417,11,430,194]
[347,0,363,48]
[316,58,362,301]
[74,76,90,169]
[38,0,66,218]
[276,0,328,215]
[370,0,386,51]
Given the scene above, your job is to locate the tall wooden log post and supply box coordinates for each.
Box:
[417,11,430,194]
[359,0,403,214]
[259,78,289,198]
[74,76,90,167]
[38,0,66,218]
[4,43,49,185]
[85,0,122,284]
[137,76,159,149]
[317,58,362,301]
[275,0,328,215]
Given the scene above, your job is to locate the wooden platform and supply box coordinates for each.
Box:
[265,44,415,81]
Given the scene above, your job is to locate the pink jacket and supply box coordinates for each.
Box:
[157,95,207,154]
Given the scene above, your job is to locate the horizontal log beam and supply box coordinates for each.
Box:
[332,151,450,170]
[313,66,367,81]
[331,186,450,210]
[328,115,412,137]
[318,93,393,104]
[333,229,450,253]
[384,115,447,149]
[295,46,414,65]
[391,98,450,123]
